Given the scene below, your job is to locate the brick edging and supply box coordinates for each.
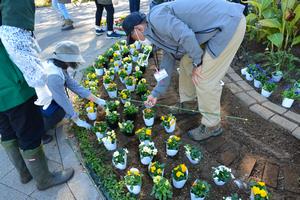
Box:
[224,67,300,140]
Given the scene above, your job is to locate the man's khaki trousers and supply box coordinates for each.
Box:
[179,17,246,127]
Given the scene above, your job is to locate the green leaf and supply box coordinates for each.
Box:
[267,33,284,48]
[261,0,272,10]
[262,8,277,19]
[291,4,300,26]
[292,35,300,46]
[259,19,281,29]
[246,13,258,23]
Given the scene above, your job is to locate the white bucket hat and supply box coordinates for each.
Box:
[49,41,85,63]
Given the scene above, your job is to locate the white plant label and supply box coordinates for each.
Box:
[154,69,168,82]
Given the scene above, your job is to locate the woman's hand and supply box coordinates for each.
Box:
[144,95,157,108]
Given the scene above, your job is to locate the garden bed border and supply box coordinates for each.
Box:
[225,67,300,140]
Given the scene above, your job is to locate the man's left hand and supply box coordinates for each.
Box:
[192,66,204,85]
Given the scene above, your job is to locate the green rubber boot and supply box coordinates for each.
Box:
[1,139,32,184]
[21,145,74,191]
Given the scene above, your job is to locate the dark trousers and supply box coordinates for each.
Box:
[0,97,44,150]
[95,2,114,31]
[43,107,66,132]
[129,0,140,13]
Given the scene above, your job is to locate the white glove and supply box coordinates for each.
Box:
[34,85,53,110]
[73,117,91,129]
[95,98,106,106]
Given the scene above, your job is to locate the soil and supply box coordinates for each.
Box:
[78,53,300,200]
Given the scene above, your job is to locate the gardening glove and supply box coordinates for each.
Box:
[95,97,106,107]
[34,85,53,110]
[73,117,91,129]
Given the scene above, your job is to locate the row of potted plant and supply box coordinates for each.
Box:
[241,64,299,108]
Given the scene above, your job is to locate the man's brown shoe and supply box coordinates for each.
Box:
[188,124,223,141]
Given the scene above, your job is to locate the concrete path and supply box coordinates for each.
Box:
[0,1,149,199]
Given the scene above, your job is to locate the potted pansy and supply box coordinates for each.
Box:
[124,63,133,75]
[250,181,269,200]
[135,127,152,143]
[161,114,176,133]
[212,165,234,186]
[106,82,118,98]
[137,53,149,69]
[184,144,202,165]
[92,121,108,140]
[142,108,155,127]
[190,179,211,200]
[102,130,117,151]
[119,89,131,104]
[105,67,115,80]
[105,100,120,111]
[131,50,140,62]
[134,41,142,50]
[139,141,158,165]
[124,168,142,195]
[106,48,114,58]
[103,74,112,89]
[253,70,267,89]
[86,72,97,81]
[121,45,130,56]
[141,90,151,102]
[172,164,188,189]
[118,120,134,136]
[129,44,136,55]
[124,76,137,92]
[261,80,277,98]
[112,148,128,170]
[245,64,259,81]
[123,102,139,120]
[240,66,248,76]
[281,87,299,108]
[133,66,143,81]
[223,193,242,200]
[143,45,153,56]
[94,61,104,76]
[105,109,120,129]
[118,68,128,84]
[86,102,97,121]
[148,161,165,178]
[293,80,300,93]
[166,135,181,157]
[136,78,148,96]
[151,176,173,200]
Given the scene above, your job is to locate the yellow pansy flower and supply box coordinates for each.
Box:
[176,171,183,177]
[181,164,187,173]
[151,166,156,173]
[157,169,162,174]
[258,181,265,187]
[161,116,165,121]
[252,186,260,195]
[146,129,152,136]
[260,189,267,198]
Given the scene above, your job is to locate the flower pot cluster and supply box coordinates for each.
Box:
[241,63,299,108]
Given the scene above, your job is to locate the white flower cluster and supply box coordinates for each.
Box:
[139,142,158,157]
[102,130,116,143]
[213,165,235,179]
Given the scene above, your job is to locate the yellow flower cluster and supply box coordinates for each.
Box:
[127,169,140,176]
[139,78,147,84]
[252,186,268,198]
[174,164,187,178]
[135,127,152,136]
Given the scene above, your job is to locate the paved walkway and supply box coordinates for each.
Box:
[0,1,149,200]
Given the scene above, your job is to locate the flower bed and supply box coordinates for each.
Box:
[72,40,269,199]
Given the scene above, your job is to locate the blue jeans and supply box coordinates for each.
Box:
[129,0,140,13]
[52,0,71,19]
